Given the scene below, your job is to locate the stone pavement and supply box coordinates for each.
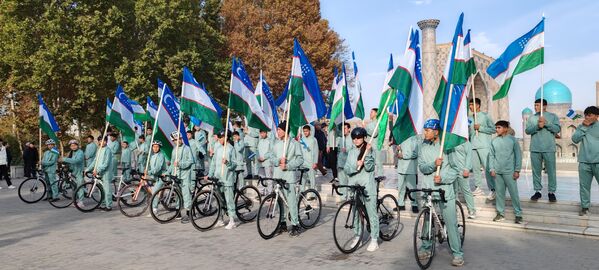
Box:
[1,177,598,270]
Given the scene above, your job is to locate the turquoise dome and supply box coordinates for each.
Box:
[534,79,572,104]
[522,107,533,115]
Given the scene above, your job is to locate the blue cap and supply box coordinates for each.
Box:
[423,119,440,130]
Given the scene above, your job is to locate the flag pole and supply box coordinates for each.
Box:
[144,84,166,176]
[357,93,393,168]
[221,69,234,176]
[540,14,545,118]
[93,121,110,172]
[38,128,42,168]
[436,83,455,176]
[470,73,479,136]
[173,85,185,176]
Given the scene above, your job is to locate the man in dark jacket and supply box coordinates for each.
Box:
[313,123,328,176]
[23,142,39,177]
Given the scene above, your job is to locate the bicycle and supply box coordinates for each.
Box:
[18,169,47,204]
[48,163,77,209]
[255,169,322,240]
[408,188,465,269]
[190,171,261,231]
[332,176,401,253]
[117,172,156,217]
[73,172,107,212]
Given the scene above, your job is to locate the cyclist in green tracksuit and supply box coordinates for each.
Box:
[245,127,260,179]
[86,137,114,211]
[107,133,120,179]
[232,131,246,188]
[396,135,421,213]
[120,141,132,183]
[300,124,318,190]
[571,106,599,216]
[168,132,194,223]
[489,120,523,224]
[337,123,353,200]
[525,98,561,202]
[448,141,477,219]
[147,141,167,216]
[344,127,379,252]
[41,139,59,201]
[266,121,304,237]
[417,119,464,267]
[468,98,496,199]
[194,126,208,172]
[61,139,85,204]
[365,108,384,177]
[186,130,201,181]
[206,130,238,229]
[84,135,97,168]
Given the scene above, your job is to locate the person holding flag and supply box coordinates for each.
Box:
[60,140,85,206]
[120,141,132,183]
[336,123,353,199]
[205,130,238,229]
[41,139,60,202]
[186,130,201,181]
[147,141,167,216]
[299,124,318,191]
[135,135,149,173]
[108,132,120,178]
[168,131,194,223]
[85,137,114,211]
[468,98,496,199]
[365,108,384,177]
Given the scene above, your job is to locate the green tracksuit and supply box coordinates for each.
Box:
[489,134,522,217]
[337,134,354,199]
[246,127,260,177]
[344,145,378,241]
[525,111,560,193]
[195,129,208,171]
[188,139,200,181]
[148,151,167,209]
[448,141,476,215]
[208,142,237,220]
[257,135,274,193]
[62,149,84,200]
[418,139,463,259]
[41,150,59,199]
[136,140,149,173]
[120,147,132,183]
[169,144,194,210]
[108,139,120,179]
[266,138,304,226]
[84,143,97,169]
[572,121,599,209]
[469,111,495,190]
[366,120,384,176]
[396,135,420,207]
[233,138,246,188]
[300,126,319,190]
[86,146,114,208]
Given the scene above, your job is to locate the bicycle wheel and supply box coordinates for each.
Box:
[49,179,76,208]
[190,190,221,231]
[298,189,321,229]
[235,185,260,222]
[74,182,104,212]
[455,201,466,246]
[256,193,282,240]
[378,194,400,241]
[414,208,436,269]
[18,177,47,203]
[333,200,364,254]
[150,186,182,223]
[117,183,149,217]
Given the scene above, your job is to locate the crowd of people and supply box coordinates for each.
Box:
[3,98,598,268]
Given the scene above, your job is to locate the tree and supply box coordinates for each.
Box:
[221,0,345,96]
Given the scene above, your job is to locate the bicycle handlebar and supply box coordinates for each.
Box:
[331,183,368,198]
[258,177,289,190]
[85,171,101,179]
[407,188,446,203]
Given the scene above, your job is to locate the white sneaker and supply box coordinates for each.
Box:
[76,201,85,209]
[487,191,496,201]
[468,212,476,219]
[225,220,237,230]
[7,185,15,189]
[349,236,361,247]
[215,220,226,227]
[472,187,483,195]
[366,240,379,252]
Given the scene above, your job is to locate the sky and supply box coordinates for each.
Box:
[320,0,599,137]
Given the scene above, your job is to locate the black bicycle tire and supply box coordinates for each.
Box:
[117,183,150,217]
[74,182,104,212]
[190,190,221,231]
[256,193,282,240]
[48,179,76,208]
[414,208,435,269]
[150,186,182,224]
[18,177,46,204]
[378,194,400,241]
[235,185,261,222]
[333,200,364,254]
[298,189,322,229]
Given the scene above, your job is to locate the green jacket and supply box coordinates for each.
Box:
[84,143,97,168]
[343,146,375,187]
[396,135,420,175]
[468,111,495,149]
[120,147,132,168]
[572,121,599,163]
[300,128,318,168]
[233,139,246,170]
[489,135,522,174]
[195,130,208,155]
[169,144,194,181]
[246,127,260,149]
[525,112,561,152]
[418,139,459,200]
[136,140,149,170]
[266,139,303,183]
[446,141,472,173]
[208,143,236,186]
[41,150,59,173]
[336,134,353,169]
[366,120,380,151]
[108,139,120,156]
[147,151,166,180]
[63,149,84,177]
[188,139,200,163]
[86,146,113,180]
[257,136,274,168]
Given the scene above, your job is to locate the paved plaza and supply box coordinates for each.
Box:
[1,173,598,270]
